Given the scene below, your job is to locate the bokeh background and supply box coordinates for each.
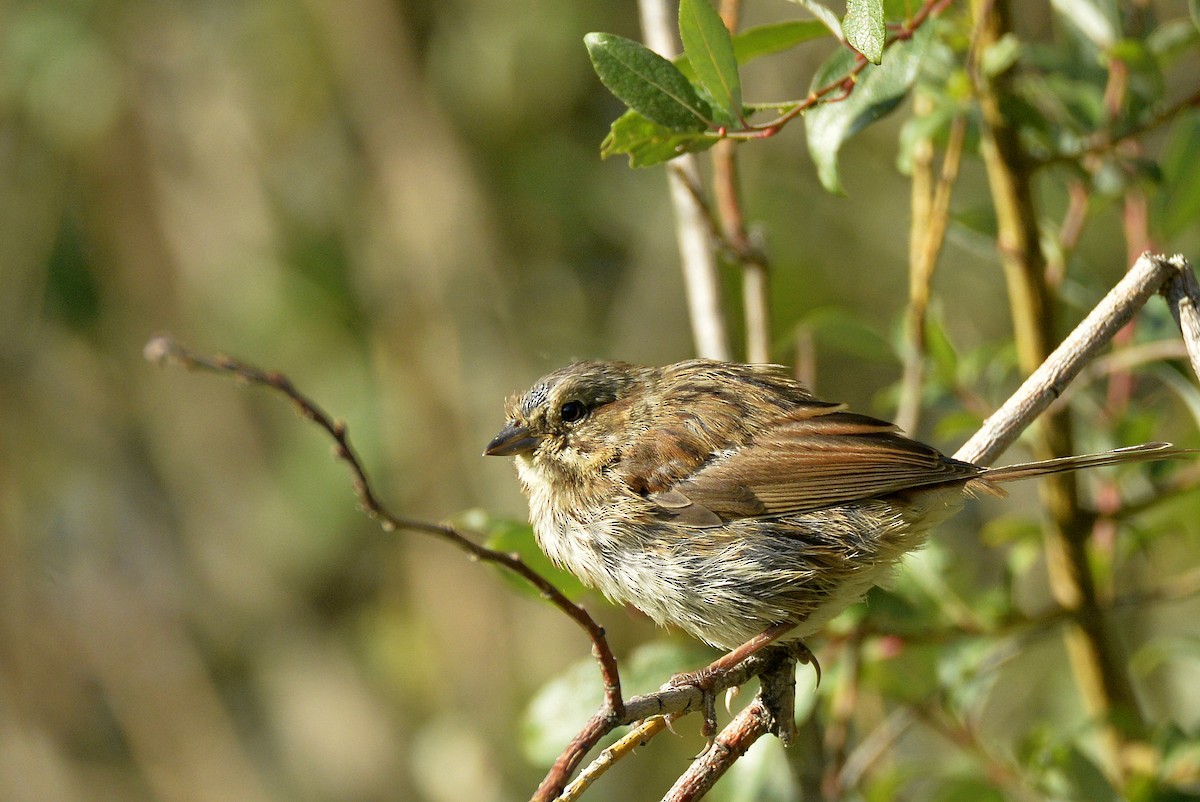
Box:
[3,1,1199,800]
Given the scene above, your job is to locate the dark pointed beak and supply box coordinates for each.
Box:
[484,422,541,456]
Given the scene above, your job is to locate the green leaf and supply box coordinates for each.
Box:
[733,20,831,62]
[798,307,895,362]
[845,0,886,64]
[585,32,711,131]
[1191,0,1200,32]
[678,0,741,124]
[600,108,717,167]
[674,20,831,82]
[805,24,932,194]
[1131,635,1200,678]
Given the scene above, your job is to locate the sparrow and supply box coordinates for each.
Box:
[485,359,1185,674]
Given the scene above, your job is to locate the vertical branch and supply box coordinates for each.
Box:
[640,0,732,361]
[896,97,967,434]
[712,0,772,365]
[713,142,772,364]
[970,0,1147,786]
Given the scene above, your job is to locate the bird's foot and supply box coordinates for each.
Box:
[662,665,723,742]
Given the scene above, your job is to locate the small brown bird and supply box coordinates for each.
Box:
[485,359,1185,672]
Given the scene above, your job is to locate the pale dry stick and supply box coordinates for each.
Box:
[560,719,669,802]
[639,0,731,362]
[1163,255,1200,369]
[1047,339,1192,415]
[712,141,772,365]
[956,253,1200,466]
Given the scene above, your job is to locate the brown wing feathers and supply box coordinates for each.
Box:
[648,406,982,525]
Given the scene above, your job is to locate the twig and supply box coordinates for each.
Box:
[1038,86,1200,168]
[955,254,1200,466]
[561,718,668,801]
[1162,255,1200,377]
[532,647,791,802]
[661,699,772,801]
[141,335,627,707]
[712,141,772,364]
[896,107,968,434]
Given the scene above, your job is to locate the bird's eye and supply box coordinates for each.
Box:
[559,400,587,423]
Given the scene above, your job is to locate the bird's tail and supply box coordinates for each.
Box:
[979,442,1191,486]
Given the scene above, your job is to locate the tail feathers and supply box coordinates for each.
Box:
[978,442,1191,486]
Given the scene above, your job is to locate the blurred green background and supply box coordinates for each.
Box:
[3,1,1199,800]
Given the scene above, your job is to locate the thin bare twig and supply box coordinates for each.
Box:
[141,336,628,706]
[955,253,1200,466]
[561,718,668,801]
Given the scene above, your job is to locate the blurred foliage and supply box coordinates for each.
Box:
[1,0,1200,801]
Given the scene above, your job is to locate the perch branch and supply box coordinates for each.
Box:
[532,646,797,802]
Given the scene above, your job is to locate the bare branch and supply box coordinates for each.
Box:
[661,700,771,801]
[1161,254,1200,379]
[955,253,1199,466]
[142,334,625,716]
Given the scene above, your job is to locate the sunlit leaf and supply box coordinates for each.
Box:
[585,32,711,131]
[679,0,741,123]
[1050,0,1118,48]
[805,24,932,193]
[845,0,886,64]
[783,0,845,40]
[1148,18,1200,64]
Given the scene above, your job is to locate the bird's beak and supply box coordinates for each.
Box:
[484,422,541,456]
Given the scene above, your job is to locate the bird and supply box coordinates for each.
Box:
[484,359,1187,687]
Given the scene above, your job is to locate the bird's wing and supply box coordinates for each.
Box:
[646,406,982,526]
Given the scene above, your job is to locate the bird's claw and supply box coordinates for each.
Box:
[792,641,822,687]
